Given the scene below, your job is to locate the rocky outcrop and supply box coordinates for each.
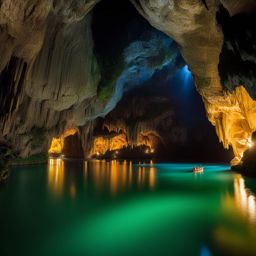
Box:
[132,0,256,164]
[0,1,101,157]
[97,32,179,116]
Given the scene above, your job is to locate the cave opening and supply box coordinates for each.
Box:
[89,0,232,162]
[44,0,234,163]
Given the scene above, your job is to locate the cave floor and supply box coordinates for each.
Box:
[0,160,255,256]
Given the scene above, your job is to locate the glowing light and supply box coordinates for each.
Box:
[183,65,189,73]
[193,166,204,174]
[181,65,192,84]
[96,152,100,156]
[145,149,149,154]
[247,137,253,148]
[84,160,156,196]
[48,128,78,155]
[149,163,156,190]
[48,138,63,155]
[150,148,155,153]
[70,183,76,198]
[48,158,65,196]
[172,64,193,94]
[89,134,128,157]
[234,174,256,223]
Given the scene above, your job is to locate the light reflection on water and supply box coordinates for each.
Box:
[84,160,156,196]
[48,158,65,196]
[48,159,156,197]
[4,161,256,255]
[214,173,256,255]
[234,174,256,223]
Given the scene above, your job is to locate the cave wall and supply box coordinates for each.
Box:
[0,1,102,157]
[0,0,256,163]
[0,0,183,159]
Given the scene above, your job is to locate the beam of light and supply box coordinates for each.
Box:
[247,137,253,148]
[169,64,193,96]
[234,174,256,223]
[48,158,65,197]
[180,65,192,86]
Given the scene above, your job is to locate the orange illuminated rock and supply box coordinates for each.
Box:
[90,134,128,156]
[89,130,158,157]
[48,128,78,155]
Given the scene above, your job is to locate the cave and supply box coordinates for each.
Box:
[1,1,256,255]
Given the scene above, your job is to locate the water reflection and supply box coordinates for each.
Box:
[215,173,256,255]
[48,158,65,196]
[84,160,156,196]
[48,159,156,197]
[234,174,256,223]
[48,158,78,199]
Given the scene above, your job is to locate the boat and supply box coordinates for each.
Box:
[192,166,204,173]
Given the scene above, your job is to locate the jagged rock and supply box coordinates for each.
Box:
[89,83,176,156]
[132,0,256,164]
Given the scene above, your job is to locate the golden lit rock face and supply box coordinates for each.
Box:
[89,130,158,157]
[132,0,256,164]
[90,134,128,156]
[205,87,256,165]
[48,128,78,155]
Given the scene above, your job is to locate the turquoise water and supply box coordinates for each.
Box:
[1,160,256,256]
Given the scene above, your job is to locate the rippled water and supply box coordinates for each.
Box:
[1,160,256,256]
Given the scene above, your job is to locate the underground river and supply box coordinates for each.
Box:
[1,160,256,256]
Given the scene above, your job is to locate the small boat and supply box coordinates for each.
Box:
[192,166,204,173]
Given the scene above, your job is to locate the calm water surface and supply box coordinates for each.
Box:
[1,160,256,256]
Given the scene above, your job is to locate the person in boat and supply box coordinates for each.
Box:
[193,166,204,173]
[233,131,256,176]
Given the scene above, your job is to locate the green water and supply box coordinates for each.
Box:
[1,160,256,256]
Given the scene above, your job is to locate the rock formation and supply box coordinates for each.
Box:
[131,0,256,164]
[0,0,183,159]
[0,0,256,164]
[89,90,174,156]
[0,0,100,157]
